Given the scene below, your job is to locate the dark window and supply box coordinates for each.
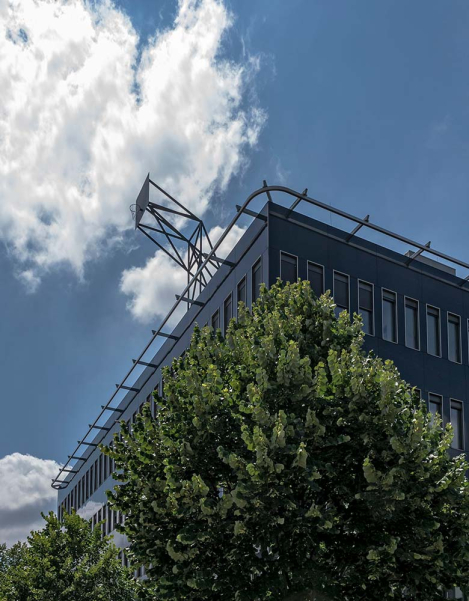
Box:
[90,465,94,496]
[429,393,442,425]
[223,294,232,336]
[382,289,397,343]
[85,470,89,502]
[405,297,419,350]
[448,313,461,363]
[358,280,374,335]
[427,306,441,357]
[451,400,464,450]
[333,272,349,317]
[211,309,220,331]
[252,258,262,303]
[99,454,103,487]
[280,252,297,284]
[237,277,246,308]
[109,443,114,475]
[308,262,324,298]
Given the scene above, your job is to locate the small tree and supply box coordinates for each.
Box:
[105,281,469,600]
[0,511,148,601]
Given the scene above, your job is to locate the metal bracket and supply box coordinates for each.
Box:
[132,359,158,368]
[117,385,140,393]
[88,424,110,432]
[346,215,370,242]
[175,295,205,306]
[406,241,431,265]
[285,188,308,219]
[201,253,235,268]
[151,331,179,341]
[101,405,124,413]
[235,205,267,221]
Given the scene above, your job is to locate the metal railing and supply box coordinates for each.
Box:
[52,183,469,490]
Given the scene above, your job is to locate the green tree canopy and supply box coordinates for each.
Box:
[104,280,469,600]
[0,511,148,601]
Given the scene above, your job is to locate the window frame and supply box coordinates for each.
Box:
[447,311,462,364]
[428,392,443,425]
[236,275,247,317]
[280,250,298,284]
[211,308,220,332]
[251,256,262,305]
[404,295,420,351]
[450,398,464,451]
[381,288,398,344]
[332,270,350,314]
[223,292,233,336]
[307,260,325,297]
[358,279,375,336]
[426,304,442,358]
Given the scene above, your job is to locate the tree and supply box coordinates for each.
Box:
[0,511,149,601]
[104,280,469,600]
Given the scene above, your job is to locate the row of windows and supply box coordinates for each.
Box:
[210,257,262,335]
[59,384,165,516]
[59,453,116,518]
[280,252,468,363]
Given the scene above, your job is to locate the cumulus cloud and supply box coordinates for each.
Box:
[0,453,60,547]
[0,0,264,291]
[121,223,246,322]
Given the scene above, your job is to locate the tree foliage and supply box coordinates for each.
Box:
[0,511,148,601]
[104,280,469,600]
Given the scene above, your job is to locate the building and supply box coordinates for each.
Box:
[54,184,469,594]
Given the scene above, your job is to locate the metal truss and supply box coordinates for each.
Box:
[52,181,469,490]
[130,175,232,304]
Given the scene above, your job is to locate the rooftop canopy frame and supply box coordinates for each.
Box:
[52,182,469,490]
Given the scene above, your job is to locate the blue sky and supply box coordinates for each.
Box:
[1,0,468,543]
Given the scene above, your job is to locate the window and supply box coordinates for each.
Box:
[90,464,94,496]
[223,294,232,336]
[428,393,442,425]
[382,289,397,343]
[333,272,349,317]
[450,400,464,450]
[280,252,297,284]
[211,309,220,331]
[95,460,99,492]
[448,313,462,363]
[405,297,420,350]
[358,280,374,335]
[308,262,324,298]
[99,454,103,487]
[252,258,262,303]
[237,276,246,309]
[427,305,441,357]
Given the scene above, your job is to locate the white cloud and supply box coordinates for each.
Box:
[121,223,246,322]
[0,453,60,547]
[0,0,265,290]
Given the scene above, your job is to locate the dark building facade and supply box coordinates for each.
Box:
[55,187,469,594]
